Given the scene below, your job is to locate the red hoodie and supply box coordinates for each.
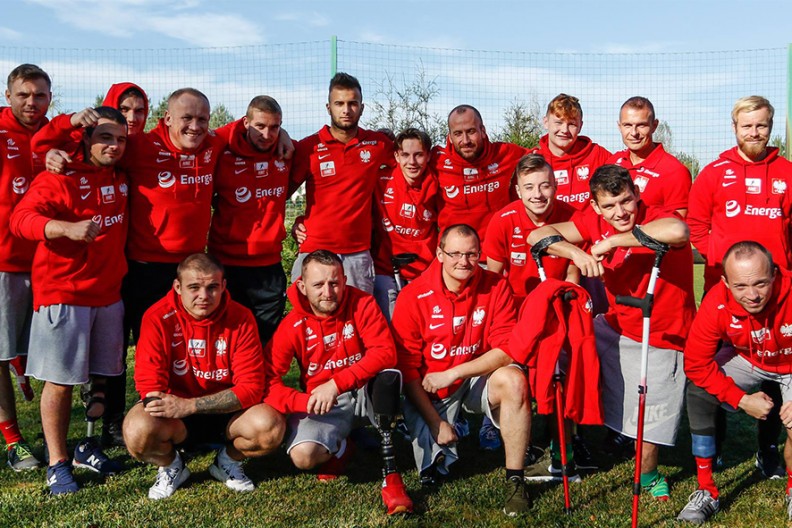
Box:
[0,106,46,272]
[134,289,265,409]
[291,126,394,254]
[121,120,226,263]
[264,283,397,414]
[10,161,128,309]
[208,118,291,266]
[684,268,792,409]
[391,260,516,400]
[688,147,792,291]
[532,135,611,211]
[103,82,149,120]
[372,165,439,280]
[606,143,691,211]
[431,137,525,246]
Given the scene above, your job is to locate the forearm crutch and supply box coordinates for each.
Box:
[391,253,419,292]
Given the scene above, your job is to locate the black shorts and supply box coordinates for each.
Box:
[224,263,286,346]
[122,260,179,346]
[177,413,235,449]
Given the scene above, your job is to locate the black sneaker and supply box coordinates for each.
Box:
[572,434,599,471]
[524,449,581,483]
[524,445,545,466]
[503,476,531,516]
[420,453,446,487]
[603,430,634,458]
[101,416,126,448]
[755,447,785,479]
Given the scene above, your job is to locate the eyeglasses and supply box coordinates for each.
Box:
[441,249,481,262]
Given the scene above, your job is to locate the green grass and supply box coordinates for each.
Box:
[3,265,789,527]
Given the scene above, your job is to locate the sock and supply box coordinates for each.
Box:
[640,469,660,488]
[506,468,524,481]
[0,419,23,447]
[218,446,242,465]
[787,469,792,495]
[695,456,718,499]
[550,439,574,464]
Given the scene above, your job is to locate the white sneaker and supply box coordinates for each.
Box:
[208,448,254,492]
[148,453,191,500]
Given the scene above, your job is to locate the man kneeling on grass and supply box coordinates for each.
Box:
[123,253,285,500]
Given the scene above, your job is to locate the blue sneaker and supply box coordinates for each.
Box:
[73,438,122,476]
[47,460,80,495]
[453,417,470,438]
[479,417,502,451]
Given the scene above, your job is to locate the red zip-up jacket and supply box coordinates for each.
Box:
[121,120,225,263]
[688,147,792,291]
[684,268,792,409]
[432,137,525,247]
[0,106,46,272]
[134,289,264,410]
[208,118,291,266]
[607,143,691,211]
[372,165,439,281]
[532,135,611,211]
[391,260,517,400]
[264,283,396,414]
[291,126,394,254]
[10,162,128,309]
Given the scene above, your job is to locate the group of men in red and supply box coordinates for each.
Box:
[2,62,792,522]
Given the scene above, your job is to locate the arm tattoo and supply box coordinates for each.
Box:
[194,389,242,414]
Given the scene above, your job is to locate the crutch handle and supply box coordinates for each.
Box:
[631,225,669,266]
[530,235,564,264]
[391,252,419,269]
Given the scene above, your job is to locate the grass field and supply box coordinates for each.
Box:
[3,265,791,527]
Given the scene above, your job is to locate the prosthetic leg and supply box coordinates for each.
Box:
[369,369,413,515]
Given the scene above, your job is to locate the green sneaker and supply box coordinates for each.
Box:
[503,476,531,516]
[642,473,670,501]
[7,441,41,471]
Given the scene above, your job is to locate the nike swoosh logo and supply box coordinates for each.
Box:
[6,153,20,159]
[722,182,736,187]
[318,154,331,160]
[81,192,91,200]
[171,341,183,347]
[511,243,525,248]
[429,323,444,330]
[156,158,170,164]
[307,344,318,351]
[235,168,246,174]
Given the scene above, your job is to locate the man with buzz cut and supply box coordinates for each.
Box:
[10,106,130,494]
[0,63,51,472]
[124,253,285,500]
[289,73,395,294]
[528,164,695,501]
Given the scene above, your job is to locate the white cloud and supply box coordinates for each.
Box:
[274,11,329,27]
[0,27,22,40]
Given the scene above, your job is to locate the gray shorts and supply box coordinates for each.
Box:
[716,346,792,408]
[27,301,125,385]
[402,374,499,473]
[285,385,374,456]
[373,274,398,323]
[0,271,32,361]
[291,250,375,294]
[595,316,686,446]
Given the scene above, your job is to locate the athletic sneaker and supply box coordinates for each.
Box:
[101,415,126,448]
[503,476,532,516]
[755,447,785,479]
[419,452,447,487]
[676,489,719,524]
[786,491,792,521]
[208,448,254,492]
[602,430,634,458]
[381,472,413,515]
[47,460,80,495]
[317,438,355,482]
[642,473,670,501]
[524,445,545,466]
[7,441,41,471]
[524,450,581,483]
[478,418,502,451]
[72,437,122,476]
[572,434,598,471]
[148,453,191,500]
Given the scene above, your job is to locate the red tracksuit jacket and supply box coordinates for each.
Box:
[688,147,792,291]
[532,135,611,211]
[0,106,46,272]
[372,166,439,281]
[208,118,291,267]
[685,268,792,409]
[431,137,525,247]
[607,143,691,211]
[134,289,265,410]
[10,161,128,309]
[291,126,394,254]
[264,283,397,414]
[391,260,516,400]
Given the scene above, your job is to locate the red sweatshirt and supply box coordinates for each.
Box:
[688,147,792,291]
[372,165,439,281]
[264,283,397,414]
[208,118,291,266]
[483,198,576,304]
[134,289,264,409]
[607,144,691,211]
[684,268,792,409]
[10,162,128,309]
[572,203,696,350]
[391,260,517,400]
[0,107,46,272]
[509,279,603,425]
[532,135,611,211]
[291,126,394,254]
[121,120,225,263]
[431,137,525,246]
[103,82,149,117]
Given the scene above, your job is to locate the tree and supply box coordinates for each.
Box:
[144,96,234,132]
[145,95,168,132]
[655,120,700,179]
[209,103,234,129]
[494,98,543,149]
[771,135,787,159]
[365,65,447,145]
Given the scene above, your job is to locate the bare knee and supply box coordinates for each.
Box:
[489,367,529,405]
[123,404,181,461]
[230,404,286,456]
[289,442,329,470]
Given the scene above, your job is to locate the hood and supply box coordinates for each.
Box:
[538,134,595,164]
[442,133,494,167]
[103,82,149,119]
[227,117,271,157]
